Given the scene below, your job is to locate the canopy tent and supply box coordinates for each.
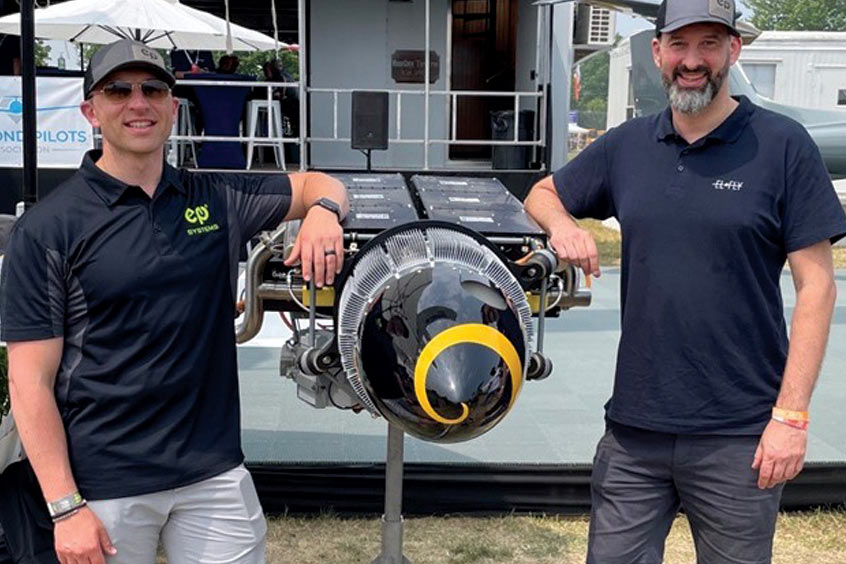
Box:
[0,0,282,51]
[4,0,291,210]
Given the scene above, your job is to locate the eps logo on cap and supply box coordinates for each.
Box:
[132,44,160,62]
[710,0,733,17]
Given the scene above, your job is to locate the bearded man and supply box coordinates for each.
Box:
[523,0,846,562]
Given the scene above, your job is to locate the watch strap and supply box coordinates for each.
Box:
[312,197,344,221]
[48,491,86,518]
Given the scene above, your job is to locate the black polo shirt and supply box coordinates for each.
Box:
[0,151,291,500]
[554,96,846,435]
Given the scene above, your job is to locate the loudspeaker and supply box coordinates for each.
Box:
[351,91,389,151]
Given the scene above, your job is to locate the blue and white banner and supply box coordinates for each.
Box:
[0,77,92,168]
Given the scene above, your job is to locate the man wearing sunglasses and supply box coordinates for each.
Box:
[0,39,348,563]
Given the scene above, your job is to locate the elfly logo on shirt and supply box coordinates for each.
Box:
[184,203,220,236]
[712,179,743,192]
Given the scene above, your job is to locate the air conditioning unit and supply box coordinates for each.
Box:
[573,4,616,47]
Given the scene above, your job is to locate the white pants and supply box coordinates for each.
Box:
[87,464,266,564]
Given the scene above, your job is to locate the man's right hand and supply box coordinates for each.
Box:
[523,174,601,279]
[54,506,117,564]
[549,221,601,279]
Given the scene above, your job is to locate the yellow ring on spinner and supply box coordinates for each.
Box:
[413,323,524,425]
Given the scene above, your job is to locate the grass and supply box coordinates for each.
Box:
[256,510,846,563]
[578,219,622,268]
[577,219,846,270]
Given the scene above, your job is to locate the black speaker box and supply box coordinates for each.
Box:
[351,91,389,151]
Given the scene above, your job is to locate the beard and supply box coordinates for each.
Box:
[662,61,730,115]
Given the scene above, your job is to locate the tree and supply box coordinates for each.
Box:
[34,40,51,66]
[746,0,846,31]
[571,52,610,130]
[213,49,299,80]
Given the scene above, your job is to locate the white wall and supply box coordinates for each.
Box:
[515,1,539,112]
[606,39,630,129]
[308,0,449,170]
[308,0,548,171]
[739,32,846,112]
[549,4,573,171]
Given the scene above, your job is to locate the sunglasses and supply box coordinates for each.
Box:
[91,79,172,102]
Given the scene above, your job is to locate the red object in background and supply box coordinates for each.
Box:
[573,64,582,102]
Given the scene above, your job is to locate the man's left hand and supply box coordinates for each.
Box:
[284,206,344,288]
[751,419,807,489]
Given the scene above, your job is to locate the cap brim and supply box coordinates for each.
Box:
[660,16,741,36]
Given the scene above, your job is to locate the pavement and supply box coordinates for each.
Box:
[238,268,846,465]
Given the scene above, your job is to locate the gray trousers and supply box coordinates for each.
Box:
[88,464,266,564]
[587,422,783,564]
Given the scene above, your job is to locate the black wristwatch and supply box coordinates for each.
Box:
[311,197,344,222]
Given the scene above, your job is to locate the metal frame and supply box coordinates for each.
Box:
[159,0,553,172]
[92,1,555,172]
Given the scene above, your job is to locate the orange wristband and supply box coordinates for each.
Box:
[771,407,809,431]
[772,407,809,421]
[772,415,809,431]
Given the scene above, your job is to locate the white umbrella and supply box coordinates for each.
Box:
[0,0,283,51]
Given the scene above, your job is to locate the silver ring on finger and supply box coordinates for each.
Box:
[324,248,336,256]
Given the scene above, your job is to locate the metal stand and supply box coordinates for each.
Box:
[372,424,412,564]
[366,149,373,172]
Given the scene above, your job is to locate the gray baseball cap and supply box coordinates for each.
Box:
[84,39,176,98]
[656,0,740,37]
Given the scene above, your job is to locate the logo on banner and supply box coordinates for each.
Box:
[0,96,23,124]
[0,77,94,167]
[0,95,79,126]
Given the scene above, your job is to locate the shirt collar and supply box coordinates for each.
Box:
[655,95,755,145]
[80,150,186,207]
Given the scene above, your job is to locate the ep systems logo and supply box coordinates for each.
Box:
[184,203,220,237]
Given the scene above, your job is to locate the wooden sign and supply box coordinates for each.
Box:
[391,50,439,84]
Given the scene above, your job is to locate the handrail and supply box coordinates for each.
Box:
[153,80,547,170]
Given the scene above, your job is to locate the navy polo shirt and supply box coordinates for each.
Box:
[0,151,292,500]
[554,96,846,434]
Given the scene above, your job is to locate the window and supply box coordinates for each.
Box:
[741,63,777,99]
[625,69,636,120]
[838,89,846,106]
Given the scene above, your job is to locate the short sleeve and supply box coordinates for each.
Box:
[782,131,846,253]
[0,225,66,342]
[552,133,615,220]
[219,174,293,242]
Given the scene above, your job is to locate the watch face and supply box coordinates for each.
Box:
[316,197,341,219]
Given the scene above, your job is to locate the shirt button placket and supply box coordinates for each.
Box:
[151,200,172,255]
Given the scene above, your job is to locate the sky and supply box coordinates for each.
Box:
[615,0,753,38]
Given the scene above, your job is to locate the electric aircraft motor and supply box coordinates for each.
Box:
[337,222,533,443]
[236,175,591,446]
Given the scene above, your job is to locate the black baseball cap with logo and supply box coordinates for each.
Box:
[656,0,740,37]
[83,39,176,98]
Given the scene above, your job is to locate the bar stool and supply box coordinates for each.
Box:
[245,99,286,170]
[168,98,197,167]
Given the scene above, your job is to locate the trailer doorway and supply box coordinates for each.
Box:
[449,0,518,162]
